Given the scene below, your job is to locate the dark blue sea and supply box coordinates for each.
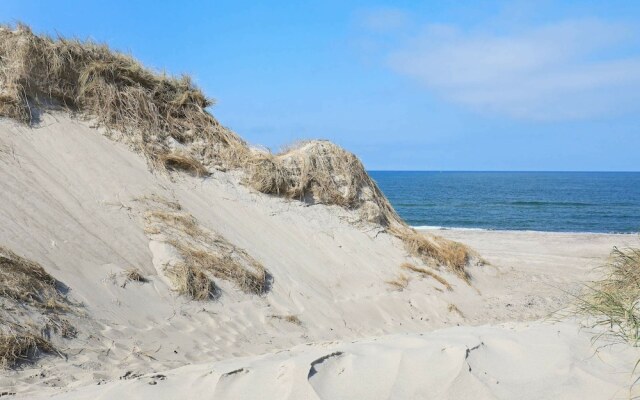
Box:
[369,172,640,233]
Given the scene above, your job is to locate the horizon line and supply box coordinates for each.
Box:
[367,170,640,173]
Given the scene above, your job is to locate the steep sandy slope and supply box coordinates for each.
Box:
[1,113,638,398]
[0,113,480,393]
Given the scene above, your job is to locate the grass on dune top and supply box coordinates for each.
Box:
[0,23,475,278]
[0,23,246,169]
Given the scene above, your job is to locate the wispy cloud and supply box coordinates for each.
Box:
[381,18,640,120]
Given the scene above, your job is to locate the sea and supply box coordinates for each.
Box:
[369,171,640,234]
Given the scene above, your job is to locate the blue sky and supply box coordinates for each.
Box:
[2,1,640,171]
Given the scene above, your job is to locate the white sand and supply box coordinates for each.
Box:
[1,112,638,399]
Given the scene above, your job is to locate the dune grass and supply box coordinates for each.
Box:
[575,246,640,346]
[123,268,147,283]
[157,152,209,177]
[165,262,218,301]
[570,245,640,392]
[392,227,471,282]
[45,316,78,339]
[168,239,268,296]
[0,246,65,309]
[0,24,476,279]
[386,274,410,291]
[447,303,465,318]
[144,209,201,238]
[401,262,453,291]
[269,314,303,326]
[143,205,269,299]
[0,23,247,171]
[0,331,55,369]
[0,247,72,368]
[245,141,389,212]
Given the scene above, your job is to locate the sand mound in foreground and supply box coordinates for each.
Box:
[0,24,473,276]
[24,321,640,400]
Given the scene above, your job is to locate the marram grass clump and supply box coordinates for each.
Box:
[0,331,55,369]
[0,246,65,309]
[401,262,452,291]
[0,247,73,368]
[158,152,209,177]
[392,227,471,282]
[143,200,269,299]
[244,141,398,223]
[386,273,410,291]
[575,246,640,346]
[0,23,248,170]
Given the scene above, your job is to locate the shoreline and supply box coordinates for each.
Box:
[415,225,640,236]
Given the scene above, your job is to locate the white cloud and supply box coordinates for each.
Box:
[387,19,640,120]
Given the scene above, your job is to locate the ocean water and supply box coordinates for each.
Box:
[369,171,640,233]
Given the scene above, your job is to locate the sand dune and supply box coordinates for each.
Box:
[25,322,640,399]
[0,28,638,398]
[0,112,638,398]
[0,113,474,394]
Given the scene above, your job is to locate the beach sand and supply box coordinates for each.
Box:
[1,113,639,399]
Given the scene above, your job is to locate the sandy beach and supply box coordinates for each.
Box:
[1,23,639,399]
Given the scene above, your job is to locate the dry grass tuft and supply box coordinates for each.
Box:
[143,202,269,299]
[0,331,55,369]
[0,247,75,368]
[134,194,182,211]
[157,152,208,177]
[124,268,147,283]
[0,246,65,308]
[45,316,77,339]
[574,246,640,346]
[144,210,200,237]
[244,141,399,224]
[386,274,410,291]
[392,227,471,282]
[166,263,218,301]
[269,314,303,326]
[401,262,452,291]
[168,240,268,296]
[447,303,465,318]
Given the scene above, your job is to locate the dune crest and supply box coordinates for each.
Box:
[0,24,474,275]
